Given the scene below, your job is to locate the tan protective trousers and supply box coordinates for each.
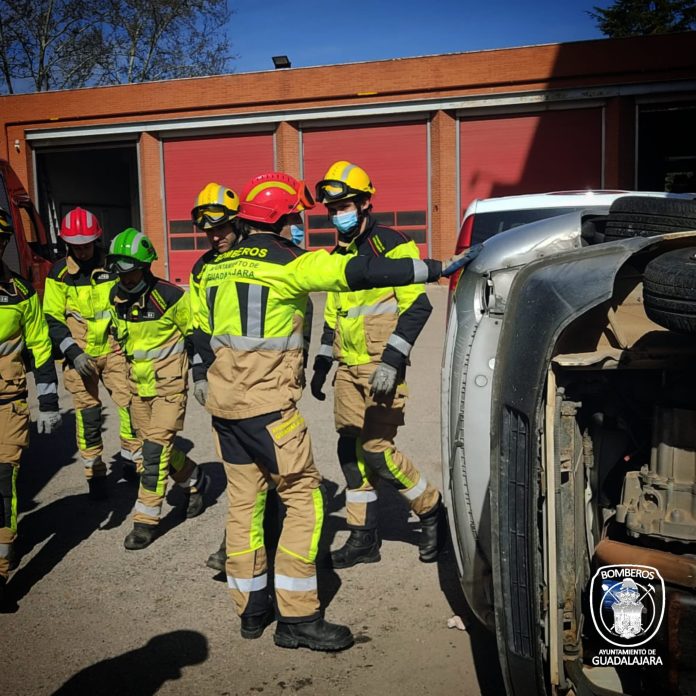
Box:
[0,399,29,580]
[62,351,139,479]
[213,408,323,622]
[334,363,440,529]
[129,393,197,526]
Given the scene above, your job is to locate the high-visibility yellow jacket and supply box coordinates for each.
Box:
[196,231,441,419]
[189,248,242,382]
[110,277,192,398]
[43,251,117,363]
[320,220,432,369]
[0,263,58,411]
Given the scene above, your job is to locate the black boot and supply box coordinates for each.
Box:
[274,618,354,651]
[241,605,276,639]
[418,500,445,563]
[206,535,226,572]
[186,470,210,519]
[124,522,157,550]
[87,476,108,501]
[330,529,380,569]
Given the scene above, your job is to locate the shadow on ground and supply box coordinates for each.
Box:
[50,630,208,696]
[4,463,137,612]
[437,512,506,696]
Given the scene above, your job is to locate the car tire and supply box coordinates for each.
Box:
[643,247,696,334]
[604,196,696,241]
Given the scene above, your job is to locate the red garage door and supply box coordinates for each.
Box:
[163,133,274,284]
[302,122,429,255]
[460,108,603,215]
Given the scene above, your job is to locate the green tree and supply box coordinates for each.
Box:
[0,0,234,94]
[589,0,696,38]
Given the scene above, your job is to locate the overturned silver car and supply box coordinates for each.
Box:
[442,196,696,696]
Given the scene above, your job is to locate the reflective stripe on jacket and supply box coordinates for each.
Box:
[196,232,436,419]
[43,252,117,361]
[322,221,433,369]
[0,263,58,409]
[110,278,191,398]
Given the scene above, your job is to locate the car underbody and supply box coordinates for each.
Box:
[443,203,696,696]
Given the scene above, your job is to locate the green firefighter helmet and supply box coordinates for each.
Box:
[107,227,158,273]
[0,206,14,237]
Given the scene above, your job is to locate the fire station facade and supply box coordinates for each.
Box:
[0,32,694,282]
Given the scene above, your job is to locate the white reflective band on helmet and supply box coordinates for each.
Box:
[275,574,317,592]
[66,234,97,244]
[36,382,57,396]
[59,337,77,354]
[0,542,11,557]
[346,489,378,503]
[402,476,428,501]
[387,334,413,357]
[130,232,145,255]
[412,259,429,283]
[227,573,268,593]
[132,340,185,361]
[317,344,334,359]
[0,337,24,356]
[211,334,304,352]
[135,501,161,518]
[345,299,398,318]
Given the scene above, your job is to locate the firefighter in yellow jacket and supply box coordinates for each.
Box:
[43,207,139,499]
[195,171,468,651]
[0,207,62,604]
[189,182,242,570]
[107,228,209,550]
[311,161,445,568]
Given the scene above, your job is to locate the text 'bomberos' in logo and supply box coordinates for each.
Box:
[590,564,665,648]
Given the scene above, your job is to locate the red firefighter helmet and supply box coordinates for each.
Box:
[60,207,103,244]
[238,172,314,225]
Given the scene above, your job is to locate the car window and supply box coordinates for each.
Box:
[470,206,589,246]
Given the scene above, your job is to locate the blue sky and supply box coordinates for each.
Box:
[228,0,609,74]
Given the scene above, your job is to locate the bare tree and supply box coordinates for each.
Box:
[0,0,104,93]
[97,0,233,84]
[589,0,696,38]
[0,0,234,94]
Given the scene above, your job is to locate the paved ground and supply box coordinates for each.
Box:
[2,286,503,696]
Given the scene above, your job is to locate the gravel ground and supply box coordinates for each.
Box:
[2,286,503,696]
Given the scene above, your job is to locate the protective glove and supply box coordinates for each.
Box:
[193,380,208,407]
[440,244,482,278]
[73,352,97,378]
[36,410,62,435]
[369,362,399,398]
[310,355,333,401]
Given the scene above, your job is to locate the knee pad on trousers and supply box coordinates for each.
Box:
[337,435,364,489]
[362,449,404,489]
[0,465,13,529]
[141,440,164,491]
[78,406,102,450]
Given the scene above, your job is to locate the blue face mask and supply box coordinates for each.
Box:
[331,210,359,235]
[290,224,304,246]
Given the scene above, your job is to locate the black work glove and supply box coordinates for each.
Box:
[311,355,333,401]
